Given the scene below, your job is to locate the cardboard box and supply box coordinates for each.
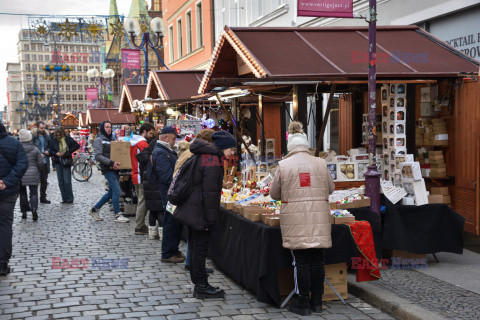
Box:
[435,134,449,141]
[335,196,371,209]
[443,195,452,204]
[244,211,262,222]
[337,162,357,181]
[428,195,443,204]
[110,141,132,169]
[265,215,280,227]
[323,263,348,302]
[431,187,449,195]
[335,216,355,224]
[221,202,234,210]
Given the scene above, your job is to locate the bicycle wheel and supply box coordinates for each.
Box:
[72,161,93,182]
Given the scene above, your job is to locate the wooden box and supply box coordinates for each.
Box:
[265,215,280,227]
[335,196,371,209]
[428,195,443,204]
[335,216,355,224]
[221,202,234,210]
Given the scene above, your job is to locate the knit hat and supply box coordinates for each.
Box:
[19,129,32,142]
[212,130,236,150]
[287,121,309,152]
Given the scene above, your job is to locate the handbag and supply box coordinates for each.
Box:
[60,156,73,167]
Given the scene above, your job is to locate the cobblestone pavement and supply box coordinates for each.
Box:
[369,268,480,320]
[0,171,395,320]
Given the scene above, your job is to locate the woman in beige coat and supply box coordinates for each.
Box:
[270,121,334,316]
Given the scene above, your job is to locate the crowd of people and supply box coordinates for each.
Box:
[0,119,334,315]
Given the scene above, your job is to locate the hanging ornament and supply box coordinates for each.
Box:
[205,118,215,128]
[110,18,125,41]
[58,18,78,41]
[86,19,104,42]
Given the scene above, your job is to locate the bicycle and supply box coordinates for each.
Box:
[72,150,101,182]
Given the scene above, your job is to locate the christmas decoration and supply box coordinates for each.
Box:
[86,19,104,42]
[58,18,78,41]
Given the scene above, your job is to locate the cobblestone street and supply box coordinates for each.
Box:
[0,171,395,320]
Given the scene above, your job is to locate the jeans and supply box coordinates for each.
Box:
[161,210,182,259]
[185,242,190,267]
[20,185,38,213]
[188,228,210,285]
[291,248,325,298]
[134,184,148,229]
[39,164,49,200]
[95,171,121,214]
[55,163,73,202]
[149,210,163,227]
[0,194,18,265]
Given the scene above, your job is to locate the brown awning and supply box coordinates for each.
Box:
[146,70,204,101]
[200,26,479,93]
[118,84,147,113]
[78,112,87,127]
[87,108,136,125]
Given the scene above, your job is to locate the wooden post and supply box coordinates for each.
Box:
[293,85,308,131]
[259,95,266,159]
[315,84,337,156]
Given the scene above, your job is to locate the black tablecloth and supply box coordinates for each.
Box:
[382,200,465,254]
[209,209,359,306]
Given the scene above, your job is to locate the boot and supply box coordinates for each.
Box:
[21,212,27,219]
[148,226,159,240]
[310,294,323,313]
[289,295,312,316]
[193,283,225,299]
[32,210,38,221]
[0,263,10,276]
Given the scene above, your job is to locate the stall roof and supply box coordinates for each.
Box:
[119,84,147,113]
[146,70,205,102]
[86,108,136,125]
[78,112,87,127]
[199,26,479,93]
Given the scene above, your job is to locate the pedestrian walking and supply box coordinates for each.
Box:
[32,121,52,204]
[51,127,79,204]
[0,122,28,276]
[18,129,44,221]
[151,127,184,263]
[173,130,236,298]
[130,123,156,235]
[270,121,335,316]
[88,121,130,223]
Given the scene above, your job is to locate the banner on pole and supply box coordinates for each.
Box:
[297,0,354,18]
[121,49,141,84]
[86,87,99,109]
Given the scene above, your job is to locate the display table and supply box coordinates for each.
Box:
[382,201,465,254]
[209,208,362,306]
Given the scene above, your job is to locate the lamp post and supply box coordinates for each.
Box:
[86,68,115,108]
[124,17,167,84]
[42,46,72,125]
[26,75,52,122]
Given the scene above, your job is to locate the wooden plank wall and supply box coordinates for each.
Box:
[339,94,353,155]
[257,102,283,157]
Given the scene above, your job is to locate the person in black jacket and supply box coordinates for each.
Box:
[0,122,29,276]
[173,130,236,299]
[51,126,79,204]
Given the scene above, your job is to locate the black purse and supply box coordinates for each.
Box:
[60,156,73,167]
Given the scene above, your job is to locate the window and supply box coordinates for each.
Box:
[30,44,35,51]
[47,84,52,91]
[72,85,76,91]
[232,0,240,27]
[24,44,29,51]
[60,85,64,91]
[72,94,77,101]
[31,54,37,61]
[66,94,71,100]
[84,76,88,82]
[168,25,174,63]
[32,64,37,71]
[196,2,203,48]
[177,19,183,59]
[26,74,32,81]
[186,11,193,54]
[26,84,32,90]
[258,0,264,18]
[65,85,70,91]
[40,84,45,90]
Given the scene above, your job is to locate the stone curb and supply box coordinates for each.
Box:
[347,273,448,320]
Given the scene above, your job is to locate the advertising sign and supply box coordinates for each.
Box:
[86,87,99,109]
[297,0,353,18]
[121,49,141,84]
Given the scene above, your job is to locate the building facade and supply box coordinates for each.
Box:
[162,0,215,70]
[6,63,22,130]
[17,28,103,119]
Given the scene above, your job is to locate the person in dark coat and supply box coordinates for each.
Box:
[173,130,236,299]
[150,126,182,263]
[0,122,28,276]
[88,121,130,223]
[18,129,43,221]
[32,121,52,204]
[51,126,79,204]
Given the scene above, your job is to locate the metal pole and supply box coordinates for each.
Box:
[144,33,149,84]
[364,0,381,215]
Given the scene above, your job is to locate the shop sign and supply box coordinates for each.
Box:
[297,0,353,18]
[121,49,141,84]
[86,87,99,109]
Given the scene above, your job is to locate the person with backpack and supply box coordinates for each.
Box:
[270,122,335,316]
[172,130,236,299]
[32,122,52,204]
[150,126,183,263]
[88,121,130,223]
[18,129,44,221]
[0,122,28,276]
[130,123,156,235]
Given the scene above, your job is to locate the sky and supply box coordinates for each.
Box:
[0,0,133,112]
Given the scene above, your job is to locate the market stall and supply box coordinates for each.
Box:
[85,108,136,134]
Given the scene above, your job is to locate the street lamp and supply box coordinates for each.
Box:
[43,57,71,124]
[26,75,52,122]
[86,68,115,108]
[124,17,167,83]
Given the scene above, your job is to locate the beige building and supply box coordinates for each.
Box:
[17,28,103,118]
[6,63,22,130]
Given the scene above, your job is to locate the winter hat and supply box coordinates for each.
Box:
[19,129,32,142]
[212,130,236,150]
[287,121,309,152]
